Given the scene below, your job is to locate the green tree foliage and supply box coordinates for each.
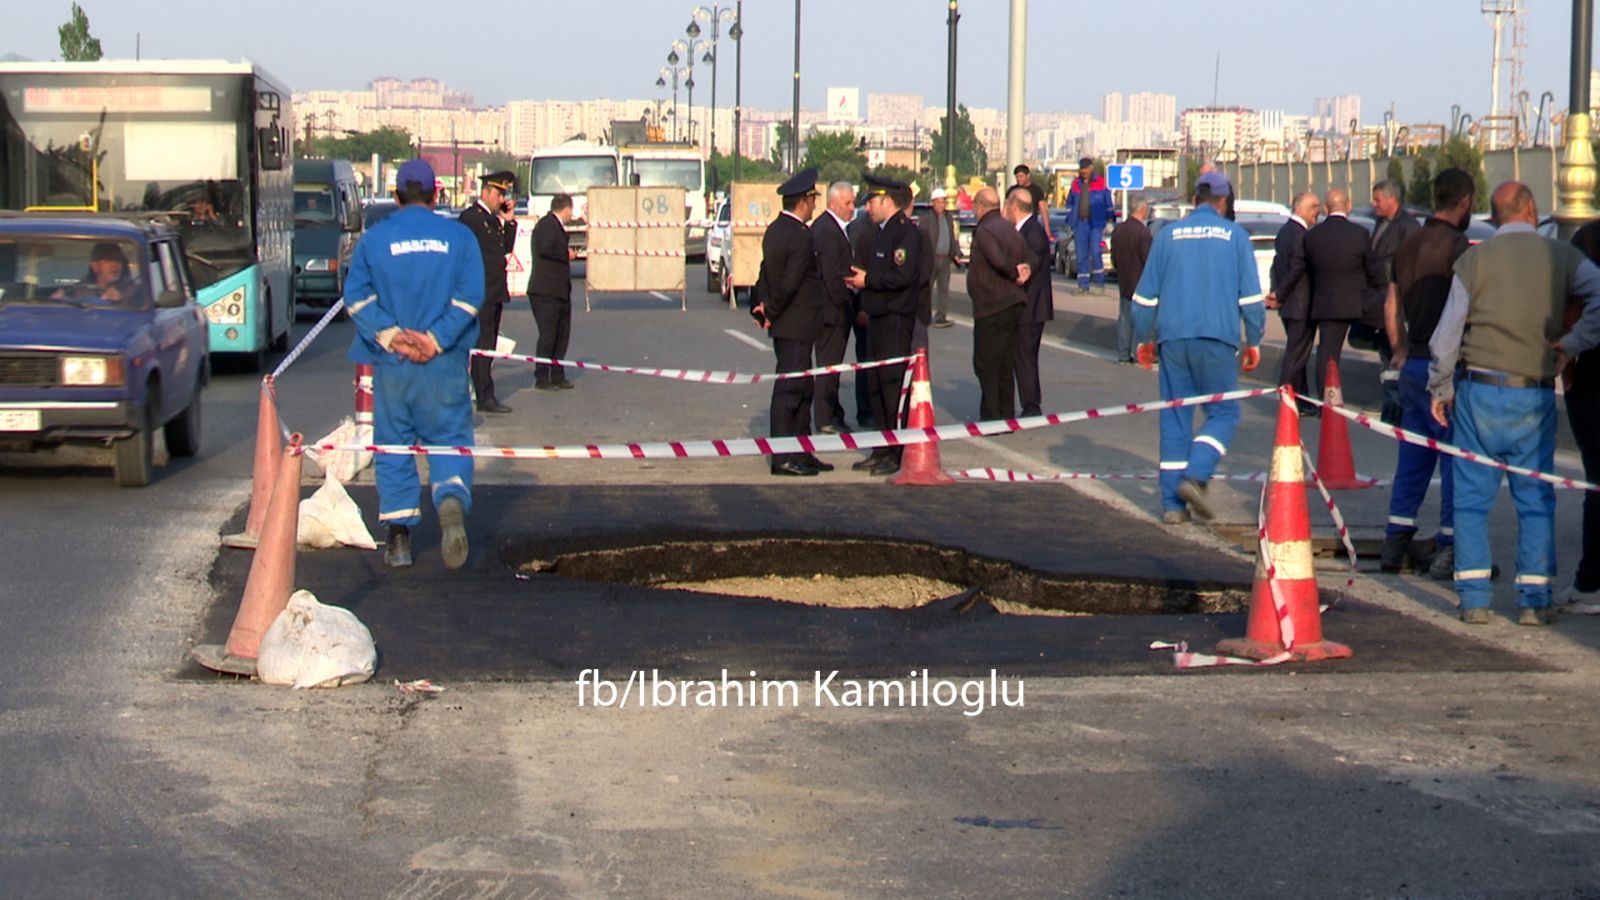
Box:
[1385,157,1406,203]
[302,127,416,165]
[58,3,103,61]
[476,150,522,178]
[869,164,920,196]
[1407,156,1434,208]
[769,121,797,170]
[711,151,782,189]
[928,105,987,182]
[1436,136,1489,212]
[805,130,867,187]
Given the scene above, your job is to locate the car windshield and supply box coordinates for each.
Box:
[632,159,702,191]
[295,183,338,224]
[0,235,147,308]
[531,156,618,194]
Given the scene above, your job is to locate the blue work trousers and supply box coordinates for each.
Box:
[373,356,475,528]
[1450,378,1557,609]
[1115,296,1135,362]
[1073,224,1105,289]
[1386,356,1454,545]
[1158,338,1241,512]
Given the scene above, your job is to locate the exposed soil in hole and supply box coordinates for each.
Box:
[517,534,1250,616]
[656,573,967,609]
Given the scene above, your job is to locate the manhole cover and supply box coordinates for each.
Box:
[518,535,1249,615]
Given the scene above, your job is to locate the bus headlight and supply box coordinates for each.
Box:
[60,355,125,386]
[204,288,248,325]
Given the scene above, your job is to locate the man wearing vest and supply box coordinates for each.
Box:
[1428,182,1600,625]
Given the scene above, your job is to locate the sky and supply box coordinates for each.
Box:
[3,0,1594,123]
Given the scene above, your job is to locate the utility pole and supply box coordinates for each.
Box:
[1556,0,1596,237]
[734,1,743,181]
[945,0,959,197]
[790,0,801,172]
[1005,0,1025,175]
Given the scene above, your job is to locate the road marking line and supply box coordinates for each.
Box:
[723,328,769,351]
[649,291,676,304]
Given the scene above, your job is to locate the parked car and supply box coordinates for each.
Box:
[705,197,732,292]
[1143,213,1280,298]
[1054,226,1115,279]
[362,199,400,229]
[0,214,210,486]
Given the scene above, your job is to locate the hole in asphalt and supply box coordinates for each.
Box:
[514,535,1250,615]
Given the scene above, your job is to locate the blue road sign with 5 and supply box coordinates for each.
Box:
[1107,164,1145,191]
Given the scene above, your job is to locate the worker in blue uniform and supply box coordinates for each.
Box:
[345,158,485,569]
[1132,170,1266,524]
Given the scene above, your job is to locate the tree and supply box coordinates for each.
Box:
[805,130,867,187]
[1406,156,1434,209]
[769,121,796,170]
[1385,157,1406,203]
[58,3,103,61]
[476,150,522,177]
[1436,135,1489,212]
[711,151,781,189]
[927,105,987,182]
[870,164,920,196]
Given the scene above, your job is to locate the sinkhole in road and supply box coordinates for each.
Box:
[517,535,1251,615]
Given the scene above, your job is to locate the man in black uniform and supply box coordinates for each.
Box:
[530,193,576,390]
[755,168,827,476]
[845,173,922,476]
[460,170,520,413]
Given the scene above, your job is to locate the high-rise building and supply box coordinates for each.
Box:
[868,93,923,127]
[1180,107,1261,157]
[1101,92,1123,125]
[1313,95,1362,133]
[1127,92,1177,132]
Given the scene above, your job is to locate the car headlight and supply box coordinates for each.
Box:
[301,258,334,272]
[60,355,125,386]
[204,288,248,325]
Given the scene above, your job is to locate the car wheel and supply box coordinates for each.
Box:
[164,380,203,457]
[114,402,156,488]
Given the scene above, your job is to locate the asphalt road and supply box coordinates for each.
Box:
[5,269,1600,897]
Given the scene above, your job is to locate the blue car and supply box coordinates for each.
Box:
[0,215,210,486]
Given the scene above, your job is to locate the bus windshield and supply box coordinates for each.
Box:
[531,156,618,194]
[633,159,702,192]
[0,72,253,290]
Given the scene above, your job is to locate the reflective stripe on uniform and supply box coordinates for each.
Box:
[379,508,423,522]
[347,294,378,314]
[1133,294,1159,307]
[1238,293,1264,306]
[1160,460,1188,471]
[1515,574,1552,586]
[1388,515,1416,527]
[1455,568,1493,580]
[1194,434,1227,456]
[451,297,479,316]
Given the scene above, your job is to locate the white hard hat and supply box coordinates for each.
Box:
[930,188,948,200]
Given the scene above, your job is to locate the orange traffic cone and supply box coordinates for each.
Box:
[1316,358,1367,489]
[1216,389,1352,662]
[193,434,305,676]
[892,348,955,486]
[221,378,282,549]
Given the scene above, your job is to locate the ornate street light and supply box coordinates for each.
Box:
[1556,0,1597,237]
[691,4,740,192]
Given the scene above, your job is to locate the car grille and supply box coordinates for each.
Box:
[0,354,57,387]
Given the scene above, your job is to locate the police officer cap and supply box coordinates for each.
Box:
[776,167,820,198]
[859,171,907,200]
[483,170,517,193]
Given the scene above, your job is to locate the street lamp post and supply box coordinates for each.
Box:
[657,64,685,142]
[733,2,743,181]
[668,41,688,142]
[692,5,739,194]
[1556,0,1596,238]
[791,0,801,172]
[945,1,960,196]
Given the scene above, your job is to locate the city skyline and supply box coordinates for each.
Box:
[3,0,1597,128]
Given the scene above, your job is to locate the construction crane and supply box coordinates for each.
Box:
[1483,0,1527,147]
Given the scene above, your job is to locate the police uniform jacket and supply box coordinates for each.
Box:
[346,205,484,365]
[858,214,922,318]
[459,200,517,308]
[760,211,824,341]
[529,211,571,300]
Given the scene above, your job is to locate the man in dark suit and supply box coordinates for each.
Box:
[1304,187,1384,398]
[1110,194,1154,364]
[811,180,856,434]
[459,170,519,412]
[529,192,575,390]
[845,173,923,476]
[1012,186,1053,416]
[1267,192,1321,411]
[919,188,960,327]
[755,168,827,477]
[847,208,876,427]
[966,187,1030,420]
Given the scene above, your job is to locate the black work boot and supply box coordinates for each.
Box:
[1379,532,1413,573]
[385,526,413,568]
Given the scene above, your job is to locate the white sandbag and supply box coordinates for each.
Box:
[257,590,377,689]
[307,416,373,483]
[298,474,378,550]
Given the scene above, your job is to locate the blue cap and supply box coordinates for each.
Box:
[776,167,819,198]
[1196,170,1232,197]
[396,158,436,190]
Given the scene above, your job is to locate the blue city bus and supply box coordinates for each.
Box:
[0,60,294,370]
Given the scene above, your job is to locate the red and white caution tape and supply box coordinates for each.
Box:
[270,298,345,381]
[315,386,1278,460]
[470,350,917,384]
[587,219,764,229]
[584,247,688,257]
[1301,449,1361,589]
[1308,395,1599,492]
